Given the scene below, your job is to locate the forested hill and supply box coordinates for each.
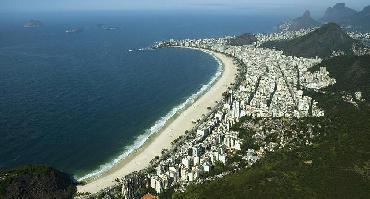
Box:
[172,55,370,198]
[263,23,359,58]
[311,55,370,101]
[227,33,258,46]
[0,165,76,199]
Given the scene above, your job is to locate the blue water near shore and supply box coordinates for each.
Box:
[0,11,283,178]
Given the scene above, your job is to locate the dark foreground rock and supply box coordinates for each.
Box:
[0,165,76,199]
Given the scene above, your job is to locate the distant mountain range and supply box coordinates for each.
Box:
[280,3,370,32]
[279,10,321,31]
[349,6,370,31]
[321,3,370,31]
[264,23,360,58]
[321,3,357,24]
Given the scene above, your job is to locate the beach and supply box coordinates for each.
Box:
[77,48,238,194]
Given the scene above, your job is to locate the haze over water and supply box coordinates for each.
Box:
[0,11,283,178]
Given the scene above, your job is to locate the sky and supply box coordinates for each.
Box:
[1,0,369,15]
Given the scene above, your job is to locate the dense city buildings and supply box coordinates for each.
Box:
[137,30,341,195]
[86,26,369,198]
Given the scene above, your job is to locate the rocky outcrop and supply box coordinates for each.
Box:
[321,3,357,24]
[24,20,42,28]
[280,10,321,31]
[0,165,76,199]
[227,33,258,46]
[121,172,148,199]
[350,6,370,31]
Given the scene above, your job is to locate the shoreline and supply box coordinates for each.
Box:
[77,47,224,182]
[77,47,238,194]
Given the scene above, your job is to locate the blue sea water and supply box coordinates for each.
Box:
[0,11,283,178]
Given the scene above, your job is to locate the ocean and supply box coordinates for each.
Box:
[0,11,283,179]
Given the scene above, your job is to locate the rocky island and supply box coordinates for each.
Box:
[23,20,42,28]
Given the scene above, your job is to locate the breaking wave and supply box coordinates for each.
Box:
[77,49,223,182]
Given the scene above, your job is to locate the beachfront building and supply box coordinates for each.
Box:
[145,29,337,194]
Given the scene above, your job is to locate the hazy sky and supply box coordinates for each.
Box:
[1,0,369,13]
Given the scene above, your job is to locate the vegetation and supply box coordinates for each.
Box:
[173,93,370,199]
[321,3,357,25]
[321,3,370,32]
[263,23,359,58]
[227,33,258,46]
[0,165,76,199]
[310,55,370,101]
[350,6,370,32]
[173,55,370,199]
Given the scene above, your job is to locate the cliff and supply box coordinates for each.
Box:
[350,6,370,31]
[321,3,357,24]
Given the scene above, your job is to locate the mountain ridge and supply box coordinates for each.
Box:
[321,3,357,24]
[280,10,321,31]
[264,23,359,58]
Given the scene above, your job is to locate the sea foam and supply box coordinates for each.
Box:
[77,48,223,182]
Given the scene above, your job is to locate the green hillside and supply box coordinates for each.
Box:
[263,23,358,58]
[0,165,76,199]
[173,55,370,199]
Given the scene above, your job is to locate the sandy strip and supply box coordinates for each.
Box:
[77,48,238,194]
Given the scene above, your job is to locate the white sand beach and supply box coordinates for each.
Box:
[77,49,238,194]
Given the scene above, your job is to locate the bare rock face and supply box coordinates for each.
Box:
[292,10,321,29]
[121,172,148,199]
[321,3,357,24]
[279,10,320,32]
[302,10,311,18]
[350,5,370,31]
